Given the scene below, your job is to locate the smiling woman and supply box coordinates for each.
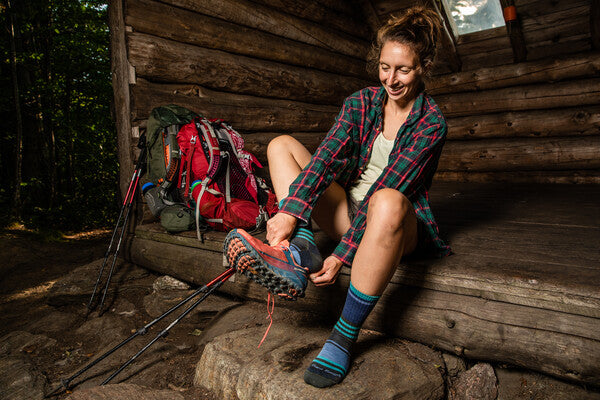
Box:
[223,5,451,389]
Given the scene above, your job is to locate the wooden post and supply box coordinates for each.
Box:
[592,0,600,50]
[108,0,133,201]
[499,0,527,62]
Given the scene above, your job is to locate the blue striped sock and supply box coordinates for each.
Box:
[304,282,380,387]
[278,199,322,272]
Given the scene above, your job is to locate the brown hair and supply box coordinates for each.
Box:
[368,6,443,75]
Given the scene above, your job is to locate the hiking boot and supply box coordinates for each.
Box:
[224,228,309,300]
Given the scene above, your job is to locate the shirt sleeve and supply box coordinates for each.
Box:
[332,122,447,265]
[278,96,358,223]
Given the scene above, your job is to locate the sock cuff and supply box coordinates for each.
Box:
[349,282,380,302]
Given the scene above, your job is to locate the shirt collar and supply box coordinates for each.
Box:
[375,85,426,127]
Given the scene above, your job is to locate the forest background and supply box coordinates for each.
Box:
[1,0,116,233]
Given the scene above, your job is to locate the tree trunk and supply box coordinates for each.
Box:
[6,0,23,218]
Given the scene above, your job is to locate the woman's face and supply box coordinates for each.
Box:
[378,40,423,105]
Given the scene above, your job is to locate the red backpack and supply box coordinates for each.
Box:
[176,117,278,236]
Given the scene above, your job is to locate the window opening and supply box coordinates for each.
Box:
[442,0,505,36]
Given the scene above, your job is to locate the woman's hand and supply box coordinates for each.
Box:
[310,255,343,286]
[266,212,297,246]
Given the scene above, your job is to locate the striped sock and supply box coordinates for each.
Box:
[304,282,380,388]
[278,199,322,273]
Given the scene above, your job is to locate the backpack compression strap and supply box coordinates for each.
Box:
[159,125,181,205]
[193,119,225,240]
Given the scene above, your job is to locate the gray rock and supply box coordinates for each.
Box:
[46,259,149,307]
[496,367,600,400]
[143,286,239,319]
[194,324,445,400]
[153,276,190,291]
[26,310,79,333]
[449,363,498,400]
[443,353,467,379]
[0,331,56,357]
[66,383,185,400]
[0,356,48,400]
[74,314,132,352]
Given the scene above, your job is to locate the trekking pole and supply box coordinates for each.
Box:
[86,136,147,314]
[51,267,235,394]
[101,267,236,385]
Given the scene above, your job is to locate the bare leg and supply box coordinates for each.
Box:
[267,135,351,240]
[350,188,418,296]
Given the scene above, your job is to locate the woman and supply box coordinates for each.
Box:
[225,6,451,388]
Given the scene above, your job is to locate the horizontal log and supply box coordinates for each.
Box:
[520,4,589,31]
[427,52,600,95]
[128,33,371,105]
[125,0,370,79]
[242,132,327,164]
[456,28,511,55]
[439,136,600,172]
[157,0,370,59]
[434,78,600,117]
[516,0,589,20]
[248,0,370,39]
[522,15,590,47]
[434,170,600,184]
[131,79,338,132]
[446,106,600,140]
[526,38,592,62]
[373,0,412,16]
[457,47,514,71]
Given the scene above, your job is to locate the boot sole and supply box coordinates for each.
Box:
[223,232,305,301]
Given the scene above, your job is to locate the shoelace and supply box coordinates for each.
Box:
[257,292,275,348]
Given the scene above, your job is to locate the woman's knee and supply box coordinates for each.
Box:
[366,189,414,231]
[267,135,299,161]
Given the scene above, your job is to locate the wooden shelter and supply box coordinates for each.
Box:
[108,0,600,388]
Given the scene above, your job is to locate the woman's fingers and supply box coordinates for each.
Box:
[310,255,342,286]
[266,212,297,245]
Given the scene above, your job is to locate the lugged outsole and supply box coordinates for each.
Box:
[223,232,304,301]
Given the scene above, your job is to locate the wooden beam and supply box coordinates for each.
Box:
[125,0,370,79]
[499,0,527,62]
[446,106,600,140]
[434,78,600,117]
[434,170,600,184]
[158,0,370,59]
[127,33,372,105]
[427,52,600,95]
[130,79,338,133]
[438,136,600,172]
[592,0,600,50]
[108,0,133,201]
[248,0,371,39]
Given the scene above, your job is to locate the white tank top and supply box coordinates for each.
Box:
[348,133,395,203]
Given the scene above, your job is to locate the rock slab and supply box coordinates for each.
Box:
[194,323,445,400]
[66,383,184,400]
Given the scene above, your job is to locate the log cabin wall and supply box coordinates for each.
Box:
[114,0,375,188]
[111,0,600,194]
[372,0,600,184]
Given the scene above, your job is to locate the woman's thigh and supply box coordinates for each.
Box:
[267,135,351,240]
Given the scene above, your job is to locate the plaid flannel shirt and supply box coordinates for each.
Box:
[279,86,451,266]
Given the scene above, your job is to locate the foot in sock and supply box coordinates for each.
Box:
[304,282,380,387]
[288,226,322,273]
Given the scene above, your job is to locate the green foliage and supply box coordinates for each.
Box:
[1,0,118,231]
